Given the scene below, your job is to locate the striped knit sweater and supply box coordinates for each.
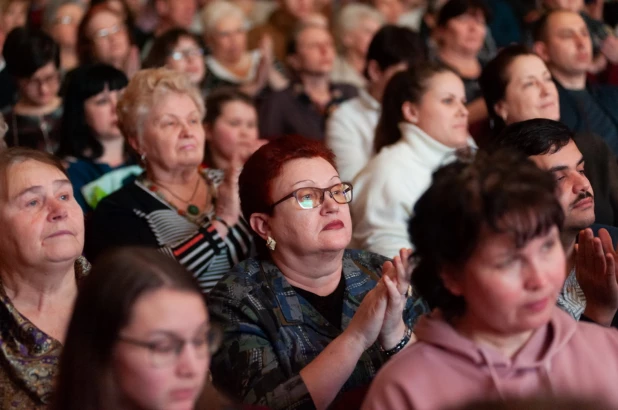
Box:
[85,168,253,293]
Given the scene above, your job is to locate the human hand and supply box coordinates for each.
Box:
[345,279,388,351]
[576,228,618,326]
[378,249,413,350]
[601,35,618,64]
[124,45,141,78]
[215,154,242,227]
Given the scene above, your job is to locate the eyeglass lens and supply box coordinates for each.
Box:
[296,183,352,209]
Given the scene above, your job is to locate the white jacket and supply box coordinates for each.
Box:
[351,122,475,257]
[326,89,381,182]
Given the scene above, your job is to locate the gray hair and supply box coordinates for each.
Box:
[201,0,248,36]
[336,4,384,40]
[42,0,85,29]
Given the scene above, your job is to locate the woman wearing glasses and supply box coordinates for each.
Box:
[3,28,63,153]
[143,28,207,95]
[85,68,252,293]
[207,136,428,410]
[52,247,222,410]
[42,0,86,72]
[201,1,288,97]
[77,3,140,78]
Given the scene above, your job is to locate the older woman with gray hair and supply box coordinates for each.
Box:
[85,68,252,293]
[42,0,85,72]
[331,4,384,89]
[201,0,287,96]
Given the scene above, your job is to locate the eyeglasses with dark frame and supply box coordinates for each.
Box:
[117,326,222,368]
[271,182,353,210]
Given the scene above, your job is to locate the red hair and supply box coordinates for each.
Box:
[239,136,337,254]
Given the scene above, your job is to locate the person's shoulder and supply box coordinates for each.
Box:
[331,95,364,116]
[209,258,265,296]
[332,82,359,99]
[92,178,145,213]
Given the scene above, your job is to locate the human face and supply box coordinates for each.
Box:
[372,0,403,24]
[162,0,196,29]
[530,140,594,233]
[84,86,123,141]
[138,93,205,171]
[344,17,382,58]
[165,36,205,84]
[50,4,84,48]
[208,16,247,65]
[410,71,469,148]
[0,161,84,270]
[1,1,27,34]
[439,10,486,56]
[451,225,565,338]
[113,289,210,410]
[267,157,352,258]
[539,11,592,78]
[18,62,61,107]
[86,10,130,66]
[496,55,560,124]
[206,101,259,165]
[282,0,314,20]
[292,26,335,76]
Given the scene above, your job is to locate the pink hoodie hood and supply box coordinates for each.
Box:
[412,309,578,399]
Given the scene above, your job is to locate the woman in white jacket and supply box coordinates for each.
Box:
[351,63,475,257]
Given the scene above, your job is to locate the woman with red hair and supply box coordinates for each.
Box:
[207,135,428,410]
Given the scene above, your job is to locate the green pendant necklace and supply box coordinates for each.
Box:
[154,175,202,216]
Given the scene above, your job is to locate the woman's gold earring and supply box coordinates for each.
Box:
[266,236,276,251]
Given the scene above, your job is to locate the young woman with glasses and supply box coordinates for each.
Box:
[207,135,429,410]
[143,28,207,96]
[52,247,223,410]
[77,3,140,78]
[3,28,63,153]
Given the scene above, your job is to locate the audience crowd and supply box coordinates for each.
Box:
[2,0,618,409]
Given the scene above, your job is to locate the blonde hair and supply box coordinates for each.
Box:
[336,4,384,39]
[201,1,247,36]
[117,68,205,142]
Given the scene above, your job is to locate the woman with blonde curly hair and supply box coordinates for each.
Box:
[85,68,252,293]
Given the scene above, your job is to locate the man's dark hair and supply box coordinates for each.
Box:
[491,118,573,157]
[363,25,426,80]
[409,149,563,320]
[3,27,60,79]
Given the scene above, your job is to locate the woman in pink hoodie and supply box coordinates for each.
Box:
[362,150,618,410]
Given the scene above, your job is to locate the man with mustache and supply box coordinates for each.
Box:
[493,118,618,327]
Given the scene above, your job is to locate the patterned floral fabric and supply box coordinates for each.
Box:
[208,249,430,410]
[0,257,90,409]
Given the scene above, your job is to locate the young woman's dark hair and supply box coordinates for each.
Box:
[479,44,536,134]
[409,149,564,320]
[52,247,204,410]
[363,25,426,79]
[374,62,452,153]
[436,0,491,28]
[55,63,128,161]
[142,27,200,69]
[3,27,60,79]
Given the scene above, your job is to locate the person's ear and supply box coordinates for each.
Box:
[250,213,271,241]
[287,54,300,72]
[533,41,550,63]
[440,269,463,297]
[494,100,509,122]
[127,134,141,155]
[402,101,420,124]
[367,60,382,83]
